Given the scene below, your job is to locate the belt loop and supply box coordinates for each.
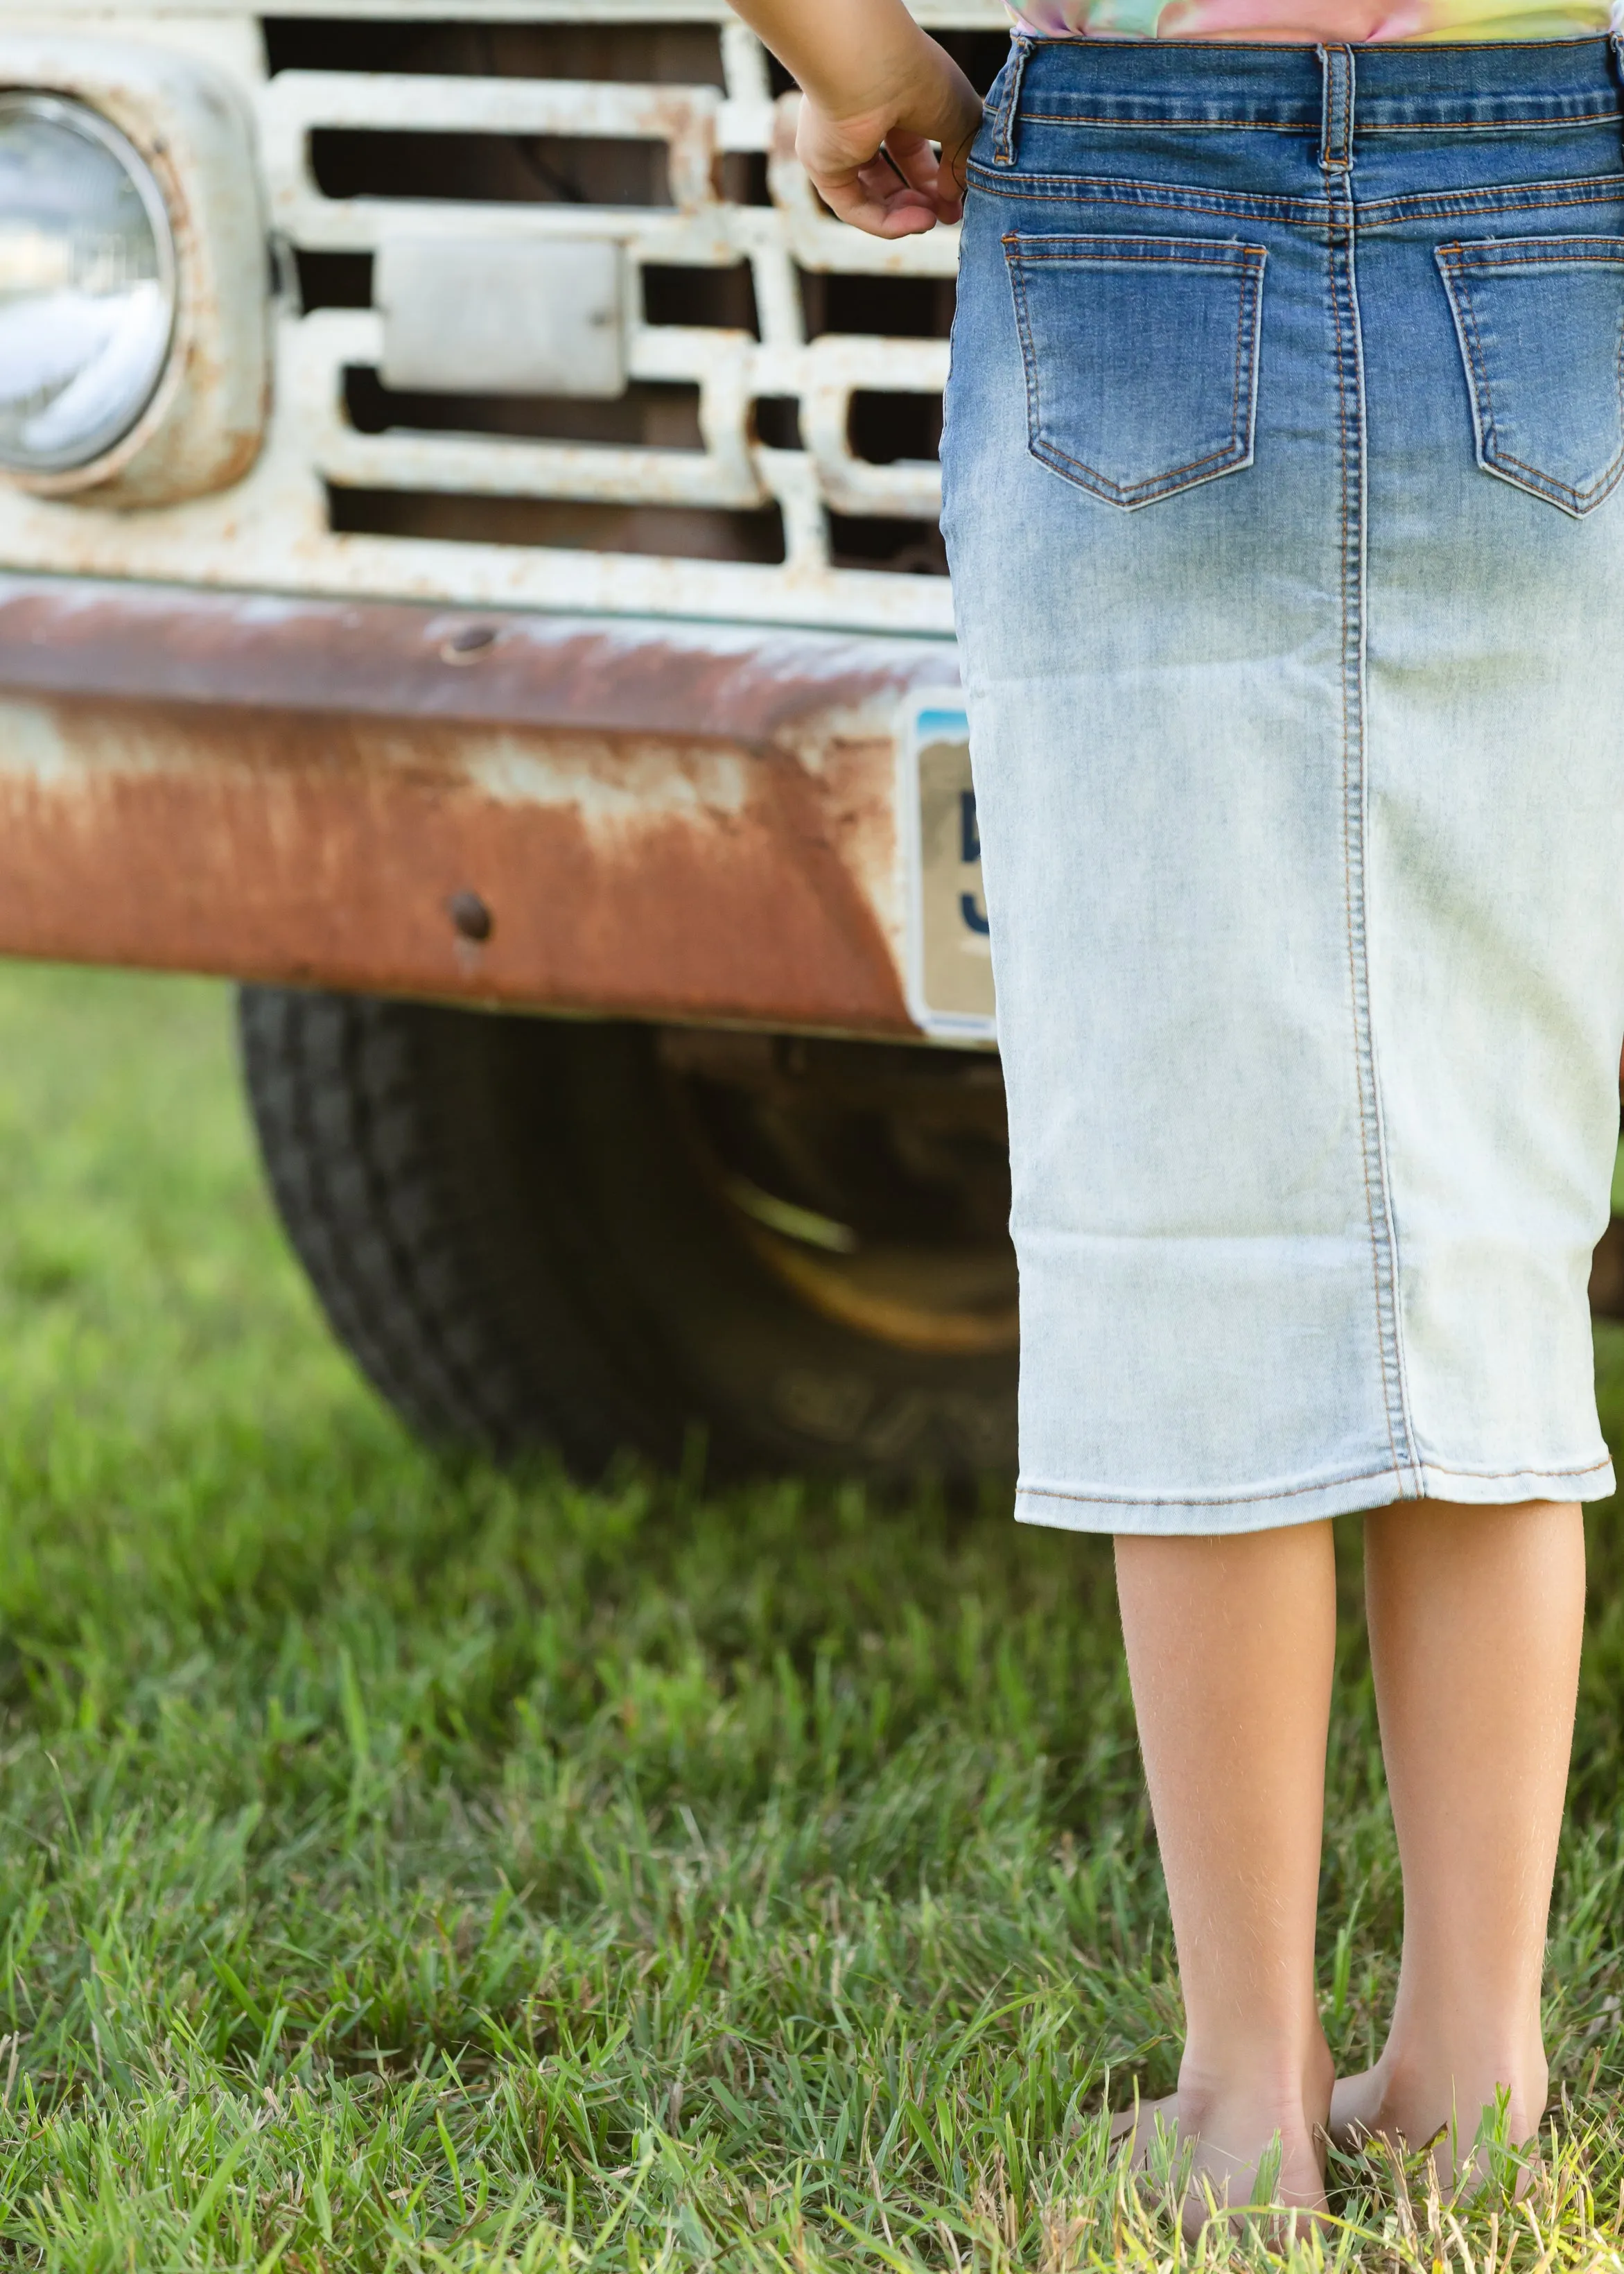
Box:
[1610,32,1624,155]
[1318,42,1355,173]
[990,30,1036,168]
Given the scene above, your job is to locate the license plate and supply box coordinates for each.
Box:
[898,699,996,1043]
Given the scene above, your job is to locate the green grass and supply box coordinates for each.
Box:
[0,960,1621,2272]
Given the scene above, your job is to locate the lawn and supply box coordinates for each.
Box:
[0,960,1621,2272]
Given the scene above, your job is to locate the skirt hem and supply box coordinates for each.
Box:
[1015,1453,1615,1534]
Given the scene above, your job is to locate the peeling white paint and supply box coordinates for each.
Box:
[0,6,972,638]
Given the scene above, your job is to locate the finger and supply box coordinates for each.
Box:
[932,125,974,218]
[806,141,939,235]
[943,112,979,190]
[816,168,938,235]
[880,130,963,224]
[854,154,935,207]
[880,128,940,195]
[795,112,947,238]
[853,165,942,236]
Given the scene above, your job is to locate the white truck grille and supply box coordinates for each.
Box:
[0,3,1009,636]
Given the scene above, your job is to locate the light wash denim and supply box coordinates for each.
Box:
[941,36,1624,1531]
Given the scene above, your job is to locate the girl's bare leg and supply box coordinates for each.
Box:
[1330,1500,1584,2187]
[1114,1521,1336,2233]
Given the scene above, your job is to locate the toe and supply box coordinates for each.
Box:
[1109,2092,1178,2167]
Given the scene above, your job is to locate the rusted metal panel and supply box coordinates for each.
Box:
[0,582,959,1032]
[0,575,959,736]
[0,695,915,1030]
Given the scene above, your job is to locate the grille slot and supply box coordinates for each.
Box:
[851,390,944,467]
[263,19,729,87]
[344,370,706,450]
[326,486,787,562]
[642,264,760,332]
[310,128,675,207]
[801,272,956,341]
[295,248,373,310]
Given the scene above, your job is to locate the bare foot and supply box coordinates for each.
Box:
[1329,2064,1399,2151]
[1111,2042,1333,2241]
[1330,2058,1546,2196]
[1108,2090,1178,2160]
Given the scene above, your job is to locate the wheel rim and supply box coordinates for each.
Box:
[660,1032,1019,1357]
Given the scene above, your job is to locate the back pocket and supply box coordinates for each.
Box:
[1003,232,1267,510]
[1436,235,1624,517]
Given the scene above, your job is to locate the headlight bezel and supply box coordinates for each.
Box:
[0,89,181,477]
[0,33,270,508]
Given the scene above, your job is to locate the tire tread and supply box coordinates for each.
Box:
[238,989,552,1454]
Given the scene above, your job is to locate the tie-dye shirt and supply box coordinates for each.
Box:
[1010,0,1608,37]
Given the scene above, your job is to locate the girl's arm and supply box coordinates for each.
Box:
[724,0,984,238]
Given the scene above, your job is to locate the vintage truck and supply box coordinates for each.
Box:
[0,0,1024,1482]
[8,7,1618,1486]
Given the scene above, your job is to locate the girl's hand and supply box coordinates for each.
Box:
[795,49,984,237]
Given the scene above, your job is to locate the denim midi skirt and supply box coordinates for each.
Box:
[941,36,1624,1531]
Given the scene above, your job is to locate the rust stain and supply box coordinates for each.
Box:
[0,574,960,743]
[0,692,916,1034]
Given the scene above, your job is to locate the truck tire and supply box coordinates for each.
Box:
[237,989,1018,1483]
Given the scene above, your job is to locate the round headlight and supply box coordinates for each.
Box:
[0,94,177,476]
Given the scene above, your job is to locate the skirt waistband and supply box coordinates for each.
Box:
[990,33,1624,138]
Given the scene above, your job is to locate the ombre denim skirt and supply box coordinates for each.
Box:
[941,36,1624,1532]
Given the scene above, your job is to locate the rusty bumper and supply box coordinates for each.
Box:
[0,575,960,1034]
